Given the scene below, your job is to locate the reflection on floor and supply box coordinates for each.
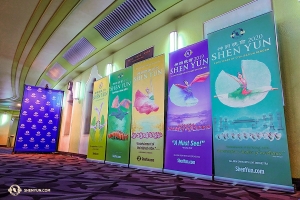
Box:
[0,148,299,200]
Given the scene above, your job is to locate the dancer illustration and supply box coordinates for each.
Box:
[214,60,278,107]
[215,67,277,99]
[169,72,210,107]
[90,102,106,141]
[110,95,131,120]
[226,66,252,99]
[134,79,159,114]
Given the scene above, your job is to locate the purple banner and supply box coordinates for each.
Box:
[14,85,63,153]
[164,40,212,178]
[125,46,154,68]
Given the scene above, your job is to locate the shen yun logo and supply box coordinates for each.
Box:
[42,95,46,99]
[37,88,42,92]
[22,111,27,115]
[184,49,193,58]
[8,184,22,196]
[24,98,29,103]
[33,112,39,117]
[44,113,49,118]
[46,101,51,106]
[27,86,32,90]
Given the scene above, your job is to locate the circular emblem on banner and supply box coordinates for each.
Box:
[184,49,193,58]
[230,28,245,39]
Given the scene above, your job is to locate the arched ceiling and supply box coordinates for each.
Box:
[0,0,212,111]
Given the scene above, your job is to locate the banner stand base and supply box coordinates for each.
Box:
[105,161,128,168]
[214,176,295,193]
[129,164,162,172]
[163,169,212,181]
[86,158,105,164]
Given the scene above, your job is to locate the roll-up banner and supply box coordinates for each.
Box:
[14,85,63,153]
[87,77,109,162]
[130,54,165,171]
[106,67,133,166]
[164,40,212,179]
[208,12,293,192]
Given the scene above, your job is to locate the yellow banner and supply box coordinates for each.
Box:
[87,76,109,160]
[130,54,165,169]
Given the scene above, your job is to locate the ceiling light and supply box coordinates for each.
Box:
[170,31,178,52]
[74,82,81,100]
[106,64,113,76]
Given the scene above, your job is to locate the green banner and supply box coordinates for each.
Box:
[208,12,293,191]
[87,77,109,161]
[106,68,133,164]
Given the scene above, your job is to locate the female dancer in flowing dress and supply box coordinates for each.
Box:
[226,66,252,99]
[134,79,159,115]
[169,72,210,107]
[214,62,277,108]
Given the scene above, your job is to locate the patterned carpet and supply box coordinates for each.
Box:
[0,148,299,200]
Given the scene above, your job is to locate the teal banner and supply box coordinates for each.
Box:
[106,68,133,165]
[208,12,293,191]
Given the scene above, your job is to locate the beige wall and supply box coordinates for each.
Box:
[68,74,83,153]
[273,0,300,179]
[8,118,19,147]
[58,86,71,152]
[0,113,12,145]
[61,0,300,178]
